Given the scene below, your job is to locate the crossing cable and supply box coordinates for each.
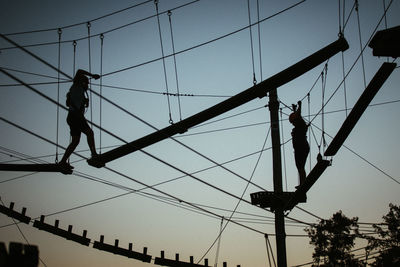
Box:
[0,65,274,214]
[56,28,62,163]
[0,30,319,225]
[282,109,400,186]
[198,126,272,263]
[247,0,257,85]
[0,147,313,230]
[168,10,183,121]
[154,0,173,124]
[309,0,394,124]
[0,116,273,236]
[0,70,313,229]
[3,0,154,36]
[0,67,231,98]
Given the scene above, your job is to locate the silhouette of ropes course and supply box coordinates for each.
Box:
[0,0,398,265]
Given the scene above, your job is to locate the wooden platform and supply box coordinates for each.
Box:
[0,163,73,175]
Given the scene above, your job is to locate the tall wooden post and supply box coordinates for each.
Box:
[268,88,287,267]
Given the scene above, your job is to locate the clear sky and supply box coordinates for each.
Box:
[0,0,399,266]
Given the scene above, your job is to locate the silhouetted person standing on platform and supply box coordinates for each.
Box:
[59,69,100,170]
[289,101,309,187]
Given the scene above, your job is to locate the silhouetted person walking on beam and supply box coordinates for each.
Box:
[59,69,100,170]
[289,101,309,187]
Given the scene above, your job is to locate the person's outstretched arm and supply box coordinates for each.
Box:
[75,69,100,80]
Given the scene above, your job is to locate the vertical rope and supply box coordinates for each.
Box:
[355,0,367,89]
[87,22,93,128]
[155,0,173,124]
[320,64,328,153]
[280,108,288,192]
[264,234,272,267]
[247,0,257,85]
[55,28,62,163]
[338,0,342,36]
[99,34,104,154]
[307,93,311,172]
[339,0,348,117]
[256,0,263,81]
[265,234,276,267]
[72,40,77,75]
[341,51,348,117]
[382,0,389,62]
[168,10,182,121]
[213,217,224,267]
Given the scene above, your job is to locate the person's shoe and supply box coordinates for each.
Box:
[87,154,104,168]
[58,162,73,174]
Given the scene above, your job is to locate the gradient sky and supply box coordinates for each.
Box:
[1,1,399,266]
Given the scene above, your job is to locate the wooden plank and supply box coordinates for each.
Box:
[93,237,151,263]
[88,37,349,168]
[285,160,330,210]
[0,163,73,174]
[324,62,396,157]
[0,202,31,224]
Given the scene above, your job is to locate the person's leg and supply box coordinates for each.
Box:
[60,135,81,164]
[295,149,308,186]
[83,127,97,157]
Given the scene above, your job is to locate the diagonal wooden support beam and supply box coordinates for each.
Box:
[324,62,396,157]
[88,38,349,168]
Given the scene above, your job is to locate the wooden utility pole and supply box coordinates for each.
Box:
[268,88,287,267]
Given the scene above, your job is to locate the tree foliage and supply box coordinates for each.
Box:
[305,210,363,266]
[367,203,400,266]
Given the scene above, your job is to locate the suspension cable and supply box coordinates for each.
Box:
[56,28,62,163]
[247,0,257,85]
[265,234,277,267]
[280,108,288,191]
[307,93,311,171]
[256,0,263,81]
[87,22,93,128]
[168,10,182,121]
[99,34,104,154]
[355,0,367,89]
[72,40,77,75]
[154,0,173,124]
[213,217,224,267]
[320,64,328,153]
[382,0,389,62]
[197,126,272,263]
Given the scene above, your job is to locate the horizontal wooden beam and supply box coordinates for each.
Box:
[88,37,349,168]
[0,163,72,174]
[324,62,396,157]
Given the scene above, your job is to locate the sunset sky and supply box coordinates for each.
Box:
[1,0,399,266]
